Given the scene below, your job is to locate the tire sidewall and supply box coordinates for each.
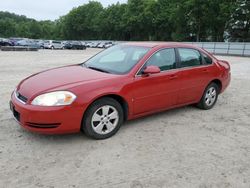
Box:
[82,98,124,139]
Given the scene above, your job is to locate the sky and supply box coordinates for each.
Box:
[0,0,127,21]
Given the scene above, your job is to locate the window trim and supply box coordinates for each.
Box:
[176,47,204,69]
[135,47,179,77]
[135,47,215,77]
[176,48,215,70]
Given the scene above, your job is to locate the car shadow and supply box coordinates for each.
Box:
[17,128,89,144]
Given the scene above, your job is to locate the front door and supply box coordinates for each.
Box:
[132,48,180,115]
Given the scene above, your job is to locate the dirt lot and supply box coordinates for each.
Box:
[0,49,250,188]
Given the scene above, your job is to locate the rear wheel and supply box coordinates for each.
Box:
[82,97,124,139]
[197,82,219,110]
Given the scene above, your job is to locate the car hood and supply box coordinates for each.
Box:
[17,65,113,100]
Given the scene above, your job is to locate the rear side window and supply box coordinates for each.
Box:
[146,48,176,71]
[178,48,202,68]
[202,53,213,64]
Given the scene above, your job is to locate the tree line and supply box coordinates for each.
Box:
[0,0,249,42]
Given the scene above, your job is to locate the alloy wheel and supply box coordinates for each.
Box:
[205,87,217,106]
[91,105,119,135]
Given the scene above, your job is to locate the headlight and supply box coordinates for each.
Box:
[31,91,76,106]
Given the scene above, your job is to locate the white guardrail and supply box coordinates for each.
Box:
[184,42,250,57]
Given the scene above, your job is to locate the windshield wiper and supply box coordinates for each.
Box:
[87,66,110,73]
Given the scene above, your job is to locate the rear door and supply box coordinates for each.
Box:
[176,48,213,104]
[132,48,181,115]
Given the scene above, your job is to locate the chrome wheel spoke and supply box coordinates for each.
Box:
[94,122,105,133]
[102,106,110,116]
[109,111,118,120]
[106,121,114,132]
[211,90,216,96]
[92,113,102,122]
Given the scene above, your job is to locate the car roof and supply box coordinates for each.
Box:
[123,42,199,49]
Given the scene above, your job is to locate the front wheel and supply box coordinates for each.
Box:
[197,83,219,110]
[82,97,124,139]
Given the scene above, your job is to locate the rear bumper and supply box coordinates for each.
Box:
[10,92,85,134]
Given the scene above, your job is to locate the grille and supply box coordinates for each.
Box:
[16,92,28,103]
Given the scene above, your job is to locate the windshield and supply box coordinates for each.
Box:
[84,45,150,74]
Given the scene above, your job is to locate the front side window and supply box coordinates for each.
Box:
[146,48,176,71]
[84,45,150,74]
[178,48,202,68]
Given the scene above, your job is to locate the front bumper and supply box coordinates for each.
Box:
[10,92,85,134]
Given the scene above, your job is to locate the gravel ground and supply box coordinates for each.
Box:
[0,49,250,188]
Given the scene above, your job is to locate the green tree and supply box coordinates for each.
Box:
[124,0,157,40]
[0,18,16,37]
[100,3,127,40]
[226,0,250,41]
[0,1,244,42]
[61,1,104,39]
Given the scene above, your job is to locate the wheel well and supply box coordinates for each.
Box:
[211,79,222,92]
[104,95,129,121]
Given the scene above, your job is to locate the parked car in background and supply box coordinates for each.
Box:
[104,42,113,48]
[0,38,14,46]
[44,40,64,49]
[90,42,96,48]
[93,42,101,48]
[34,40,46,49]
[81,41,87,46]
[97,42,106,48]
[97,42,114,48]
[86,42,91,48]
[9,38,25,46]
[63,41,86,50]
[16,39,40,48]
[10,42,231,139]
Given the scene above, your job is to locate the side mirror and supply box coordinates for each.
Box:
[142,65,161,75]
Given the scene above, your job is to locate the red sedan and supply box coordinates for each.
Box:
[10,42,231,139]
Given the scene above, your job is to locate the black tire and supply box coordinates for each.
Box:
[197,82,219,110]
[82,97,124,139]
